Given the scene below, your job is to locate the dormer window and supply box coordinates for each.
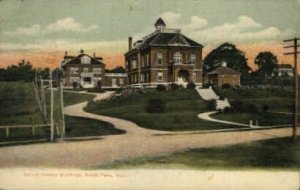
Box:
[174,52,182,64]
[157,52,163,65]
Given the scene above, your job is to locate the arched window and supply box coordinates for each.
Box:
[174,52,182,64]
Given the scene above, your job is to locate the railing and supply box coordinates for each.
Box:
[0,124,51,138]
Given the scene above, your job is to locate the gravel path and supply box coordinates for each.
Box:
[0,91,298,169]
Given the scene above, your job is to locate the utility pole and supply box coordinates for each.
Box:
[49,70,54,141]
[60,77,66,140]
[283,37,300,140]
[40,76,48,123]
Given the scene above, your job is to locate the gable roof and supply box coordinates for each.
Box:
[208,67,241,75]
[127,32,203,55]
[63,53,105,67]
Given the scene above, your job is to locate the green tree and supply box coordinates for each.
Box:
[203,42,250,75]
[254,51,278,78]
[106,66,126,73]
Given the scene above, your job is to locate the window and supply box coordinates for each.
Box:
[93,68,102,74]
[83,68,89,73]
[157,52,163,65]
[112,78,117,86]
[190,53,196,64]
[193,73,196,82]
[141,55,145,67]
[132,60,137,69]
[157,72,163,82]
[70,67,79,74]
[146,54,149,66]
[81,56,91,64]
[119,78,124,85]
[83,77,92,83]
[174,52,182,64]
[140,73,144,83]
[69,77,79,83]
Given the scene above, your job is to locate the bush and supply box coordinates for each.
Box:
[146,98,166,113]
[206,100,216,111]
[170,83,180,90]
[156,84,166,92]
[96,80,102,89]
[221,83,232,89]
[231,99,243,112]
[186,82,196,89]
[231,99,257,113]
[261,104,269,112]
[72,82,78,89]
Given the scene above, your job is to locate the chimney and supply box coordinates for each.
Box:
[65,51,68,57]
[128,37,132,51]
[93,53,96,58]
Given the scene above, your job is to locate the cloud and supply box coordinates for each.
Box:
[181,15,295,44]
[160,12,181,25]
[0,39,127,54]
[188,16,208,30]
[46,17,98,33]
[5,24,42,35]
[4,17,98,36]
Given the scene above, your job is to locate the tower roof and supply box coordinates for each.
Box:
[154,18,166,27]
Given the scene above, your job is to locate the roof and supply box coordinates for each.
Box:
[155,18,166,26]
[63,53,105,68]
[208,67,241,75]
[127,31,203,55]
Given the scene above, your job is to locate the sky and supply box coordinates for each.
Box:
[0,0,299,69]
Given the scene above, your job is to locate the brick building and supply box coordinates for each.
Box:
[125,18,203,87]
[61,50,127,88]
[204,66,241,87]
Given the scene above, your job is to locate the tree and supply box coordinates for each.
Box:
[254,51,278,78]
[106,66,126,73]
[203,43,250,75]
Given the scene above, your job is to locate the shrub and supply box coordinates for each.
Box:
[261,104,269,112]
[186,82,196,89]
[223,106,234,113]
[231,99,243,112]
[96,80,102,89]
[245,103,257,113]
[156,84,166,92]
[206,100,216,111]
[72,82,78,89]
[221,83,232,89]
[170,83,180,90]
[146,98,166,113]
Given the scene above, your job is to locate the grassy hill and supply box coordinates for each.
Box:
[86,88,235,131]
[0,82,123,141]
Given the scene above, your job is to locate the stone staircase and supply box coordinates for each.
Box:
[196,86,219,100]
[216,98,230,111]
[196,86,230,111]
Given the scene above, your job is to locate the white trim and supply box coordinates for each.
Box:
[150,68,168,71]
[105,73,127,77]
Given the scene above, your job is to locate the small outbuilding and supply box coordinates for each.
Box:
[205,66,241,87]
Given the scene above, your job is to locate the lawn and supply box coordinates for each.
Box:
[65,115,125,137]
[0,81,121,141]
[95,137,300,170]
[212,88,296,126]
[86,88,237,131]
